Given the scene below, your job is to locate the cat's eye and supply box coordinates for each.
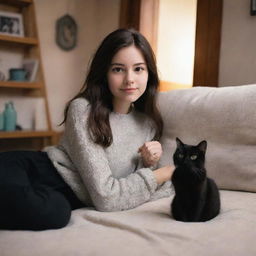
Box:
[178,153,184,159]
[190,155,197,160]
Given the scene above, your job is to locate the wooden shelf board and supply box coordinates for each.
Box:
[0,131,57,139]
[0,0,32,7]
[0,34,38,45]
[0,81,42,89]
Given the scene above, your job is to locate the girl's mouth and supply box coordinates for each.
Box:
[121,88,137,92]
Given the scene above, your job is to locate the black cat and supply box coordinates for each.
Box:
[171,138,220,222]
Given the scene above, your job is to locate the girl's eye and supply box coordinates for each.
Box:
[134,66,144,72]
[112,67,124,73]
[190,155,197,160]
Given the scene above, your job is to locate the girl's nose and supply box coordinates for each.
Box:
[125,71,135,86]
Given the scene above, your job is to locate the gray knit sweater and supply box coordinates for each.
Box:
[45,98,171,211]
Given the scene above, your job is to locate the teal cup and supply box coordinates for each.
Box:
[9,68,27,81]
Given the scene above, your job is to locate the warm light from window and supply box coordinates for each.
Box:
[157,0,197,90]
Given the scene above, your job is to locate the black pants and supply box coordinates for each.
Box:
[0,151,84,231]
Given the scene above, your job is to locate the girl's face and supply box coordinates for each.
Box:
[107,45,149,114]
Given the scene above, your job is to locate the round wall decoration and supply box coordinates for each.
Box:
[56,14,77,51]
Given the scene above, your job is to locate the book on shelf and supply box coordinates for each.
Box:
[22,58,39,82]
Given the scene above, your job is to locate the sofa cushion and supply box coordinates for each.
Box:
[0,191,255,256]
[158,85,256,192]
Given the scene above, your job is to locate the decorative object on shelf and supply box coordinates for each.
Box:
[0,11,24,37]
[22,59,39,82]
[9,68,27,81]
[56,14,77,51]
[0,111,4,130]
[251,0,256,15]
[3,101,17,131]
[0,70,5,81]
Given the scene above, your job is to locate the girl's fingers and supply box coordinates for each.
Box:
[138,141,163,167]
[140,141,162,154]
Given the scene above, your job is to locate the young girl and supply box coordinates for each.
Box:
[0,28,174,231]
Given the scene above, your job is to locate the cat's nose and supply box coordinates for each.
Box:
[184,158,191,165]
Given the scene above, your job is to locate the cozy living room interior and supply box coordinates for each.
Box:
[0,0,256,255]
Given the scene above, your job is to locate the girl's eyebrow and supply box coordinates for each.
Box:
[110,62,146,66]
[134,63,146,66]
[110,63,125,66]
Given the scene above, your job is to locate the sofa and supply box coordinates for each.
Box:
[0,85,255,256]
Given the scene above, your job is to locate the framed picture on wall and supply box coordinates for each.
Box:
[0,11,24,37]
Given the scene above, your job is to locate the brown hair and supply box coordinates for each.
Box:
[62,28,163,147]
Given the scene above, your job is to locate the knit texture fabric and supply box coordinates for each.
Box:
[45,98,171,211]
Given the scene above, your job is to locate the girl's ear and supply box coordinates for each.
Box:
[176,137,184,148]
[198,140,207,152]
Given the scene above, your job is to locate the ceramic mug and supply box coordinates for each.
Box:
[9,68,27,81]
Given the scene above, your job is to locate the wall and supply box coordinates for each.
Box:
[219,0,256,86]
[35,0,120,130]
[156,0,197,87]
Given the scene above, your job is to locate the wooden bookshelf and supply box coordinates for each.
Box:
[0,0,58,150]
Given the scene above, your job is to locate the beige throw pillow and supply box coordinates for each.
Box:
[158,85,256,192]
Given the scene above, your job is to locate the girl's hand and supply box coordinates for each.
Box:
[138,141,163,167]
[153,165,175,184]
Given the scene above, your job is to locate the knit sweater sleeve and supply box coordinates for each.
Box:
[63,99,158,212]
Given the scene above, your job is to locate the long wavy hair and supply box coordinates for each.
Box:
[62,28,163,147]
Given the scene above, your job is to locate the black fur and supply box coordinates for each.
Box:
[171,138,220,222]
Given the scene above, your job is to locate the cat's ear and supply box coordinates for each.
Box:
[176,137,184,148]
[198,140,207,152]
